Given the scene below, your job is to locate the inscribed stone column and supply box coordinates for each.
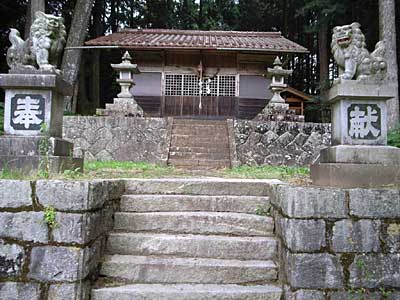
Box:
[311,23,400,188]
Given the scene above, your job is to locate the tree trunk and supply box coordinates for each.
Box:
[379,0,399,129]
[318,21,329,99]
[61,0,95,112]
[91,0,104,110]
[198,0,203,29]
[24,0,45,39]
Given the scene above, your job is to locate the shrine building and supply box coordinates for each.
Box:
[85,29,308,119]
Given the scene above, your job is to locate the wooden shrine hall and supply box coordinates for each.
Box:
[85,29,308,119]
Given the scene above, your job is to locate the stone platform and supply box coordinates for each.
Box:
[311,145,400,187]
[0,136,83,174]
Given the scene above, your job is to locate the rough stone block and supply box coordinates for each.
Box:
[36,180,109,211]
[350,254,400,288]
[329,291,382,300]
[349,189,400,218]
[0,240,24,278]
[285,252,344,289]
[292,290,325,300]
[0,180,32,208]
[28,243,101,282]
[0,212,48,243]
[105,180,126,200]
[381,222,400,253]
[0,282,41,300]
[272,185,347,218]
[52,209,113,244]
[48,281,90,300]
[276,217,325,251]
[332,220,381,252]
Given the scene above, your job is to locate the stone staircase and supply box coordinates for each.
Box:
[91,178,282,300]
[168,119,231,169]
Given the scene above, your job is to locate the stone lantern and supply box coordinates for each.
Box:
[255,57,302,121]
[266,57,293,107]
[97,51,144,117]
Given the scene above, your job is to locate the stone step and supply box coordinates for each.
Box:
[169,146,230,154]
[169,151,229,160]
[114,212,274,236]
[173,119,227,126]
[172,128,228,136]
[124,178,282,196]
[120,194,270,214]
[170,137,229,148]
[100,255,278,284]
[107,232,278,260]
[92,284,282,300]
[168,158,231,169]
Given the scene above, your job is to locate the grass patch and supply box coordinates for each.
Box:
[82,160,184,179]
[0,159,311,183]
[222,165,310,181]
[0,168,29,180]
[388,124,400,148]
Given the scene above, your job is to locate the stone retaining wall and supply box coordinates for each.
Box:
[272,185,400,300]
[234,120,331,166]
[0,179,125,300]
[63,116,170,164]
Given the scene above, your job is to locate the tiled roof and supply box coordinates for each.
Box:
[86,29,308,53]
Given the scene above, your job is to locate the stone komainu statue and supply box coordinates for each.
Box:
[331,22,387,81]
[7,11,66,72]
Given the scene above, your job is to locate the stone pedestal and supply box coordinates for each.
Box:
[0,73,83,174]
[311,81,400,187]
[96,98,144,117]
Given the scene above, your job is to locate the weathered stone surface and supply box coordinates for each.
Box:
[121,194,270,215]
[273,185,347,218]
[320,145,400,165]
[329,291,382,300]
[53,208,114,244]
[285,252,344,288]
[349,189,400,218]
[311,163,400,188]
[0,282,41,300]
[0,180,32,208]
[114,211,274,236]
[48,281,90,300]
[125,178,282,197]
[350,254,400,288]
[332,220,381,252]
[234,120,330,167]
[36,180,110,211]
[28,243,100,281]
[381,222,400,253]
[291,290,325,300]
[107,232,277,260]
[63,117,169,164]
[92,284,282,300]
[100,255,277,284]
[0,212,48,243]
[276,217,325,251]
[0,240,24,278]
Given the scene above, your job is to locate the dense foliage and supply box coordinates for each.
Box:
[0,0,398,113]
[388,125,400,148]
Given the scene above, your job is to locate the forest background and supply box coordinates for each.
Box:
[0,0,399,120]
